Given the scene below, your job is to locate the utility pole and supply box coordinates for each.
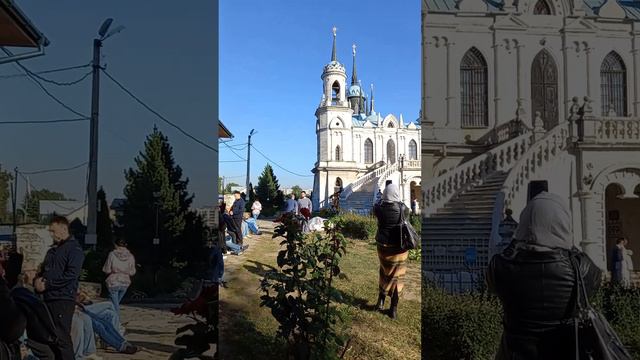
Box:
[86,37,102,246]
[245,129,256,194]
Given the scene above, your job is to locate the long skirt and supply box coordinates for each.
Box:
[377,246,409,297]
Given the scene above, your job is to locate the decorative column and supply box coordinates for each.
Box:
[578,191,606,269]
[492,25,500,128]
[633,23,639,116]
[444,37,453,127]
[561,18,569,121]
[583,42,592,98]
[515,40,523,105]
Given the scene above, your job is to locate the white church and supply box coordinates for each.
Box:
[311,28,422,214]
[421,0,640,291]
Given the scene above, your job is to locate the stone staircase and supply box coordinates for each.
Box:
[424,171,508,275]
[341,179,376,215]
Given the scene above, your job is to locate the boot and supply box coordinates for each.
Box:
[376,291,385,311]
[389,289,399,320]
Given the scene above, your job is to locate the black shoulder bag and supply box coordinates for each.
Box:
[398,203,419,251]
[569,253,632,360]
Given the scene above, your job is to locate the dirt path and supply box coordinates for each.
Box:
[218,219,422,360]
[95,303,216,359]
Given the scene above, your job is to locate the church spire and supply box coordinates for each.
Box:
[331,26,337,62]
[351,44,358,85]
[369,83,375,114]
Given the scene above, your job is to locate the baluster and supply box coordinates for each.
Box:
[499,149,505,169]
[618,120,624,139]
[544,140,550,161]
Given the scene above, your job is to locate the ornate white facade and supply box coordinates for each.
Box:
[312,28,421,212]
[421,0,640,288]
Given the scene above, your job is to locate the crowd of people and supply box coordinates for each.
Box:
[0,216,139,360]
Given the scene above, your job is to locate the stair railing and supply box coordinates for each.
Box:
[340,162,391,201]
[422,131,533,216]
[500,121,571,214]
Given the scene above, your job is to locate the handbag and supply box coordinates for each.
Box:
[398,203,419,250]
[569,253,633,360]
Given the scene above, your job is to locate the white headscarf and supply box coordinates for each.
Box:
[513,191,573,250]
[382,184,401,203]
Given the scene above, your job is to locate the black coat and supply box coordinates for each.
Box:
[486,245,601,360]
[373,201,409,249]
[40,237,85,302]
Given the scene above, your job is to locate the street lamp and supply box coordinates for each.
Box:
[246,129,257,193]
[86,18,125,246]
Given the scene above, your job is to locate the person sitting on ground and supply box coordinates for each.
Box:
[251,197,262,220]
[0,263,27,360]
[242,212,262,237]
[71,290,137,358]
[486,191,601,359]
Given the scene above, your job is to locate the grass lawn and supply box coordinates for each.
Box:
[219,220,421,359]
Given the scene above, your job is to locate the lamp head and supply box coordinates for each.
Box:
[98,18,113,38]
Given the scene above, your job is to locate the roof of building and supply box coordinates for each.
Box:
[0,0,48,47]
[425,0,640,18]
[351,112,421,129]
[218,120,233,139]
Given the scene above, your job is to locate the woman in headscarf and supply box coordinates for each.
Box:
[373,183,410,320]
[486,191,602,359]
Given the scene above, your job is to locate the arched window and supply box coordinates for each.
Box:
[387,139,396,164]
[335,145,341,161]
[331,81,340,105]
[387,122,395,128]
[601,51,627,116]
[364,138,374,164]
[408,140,418,160]
[533,0,552,14]
[460,47,488,128]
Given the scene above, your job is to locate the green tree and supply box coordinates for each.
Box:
[22,189,67,223]
[224,182,240,194]
[290,185,303,199]
[0,170,12,223]
[255,164,280,211]
[97,187,113,251]
[122,127,197,273]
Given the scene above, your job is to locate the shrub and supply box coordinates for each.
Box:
[334,213,377,241]
[260,212,348,359]
[593,284,640,357]
[423,284,503,360]
[409,214,422,236]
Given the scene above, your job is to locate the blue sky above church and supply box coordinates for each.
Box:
[219,0,420,189]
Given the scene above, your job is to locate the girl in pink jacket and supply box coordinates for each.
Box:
[102,238,136,315]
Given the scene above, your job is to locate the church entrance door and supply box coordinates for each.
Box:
[531,50,559,130]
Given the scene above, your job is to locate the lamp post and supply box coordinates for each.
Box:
[86,19,124,246]
[152,191,160,287]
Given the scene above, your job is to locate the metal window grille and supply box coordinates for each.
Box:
[364,138,374,164]
[460,48,488,128]
[601,52,627,117]
[335,145,341,161]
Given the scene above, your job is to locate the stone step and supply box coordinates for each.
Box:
[444,203,495,211]
[431,212,493,219]
[425,223,492,231]
[425,218,493,225]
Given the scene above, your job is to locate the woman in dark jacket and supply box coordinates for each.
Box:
[373,184,410,320]
[486,191,601,360]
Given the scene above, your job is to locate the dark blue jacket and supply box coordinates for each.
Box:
[231,198,245,219]
[41,237,84,302]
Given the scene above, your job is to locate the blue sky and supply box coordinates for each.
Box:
[219,0,420,190]
[1,0,216,207]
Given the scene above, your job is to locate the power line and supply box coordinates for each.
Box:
[24,69,93,87]
[250,144,313,177]
[220,160,246,163]
[101,68,218,153]
[16,171,87,212]
[20,162,88,175]
[11,62,88,118]
[0,63,91,79]
[221,141,246,160]
[0,117,89,125]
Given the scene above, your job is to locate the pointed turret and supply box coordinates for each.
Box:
[351,44,358,85]
[331,26,337,62]
[369,83,376,114]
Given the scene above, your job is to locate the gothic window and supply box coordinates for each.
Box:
[531,49,559,129]
[408,140,418,160]
[335,145,341,161]
[533,0,552,15]
[388,122,395,128]
[601,51,627,116]
[364,138,374,164]
[387,139,396,164]
[460,47,488,128]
